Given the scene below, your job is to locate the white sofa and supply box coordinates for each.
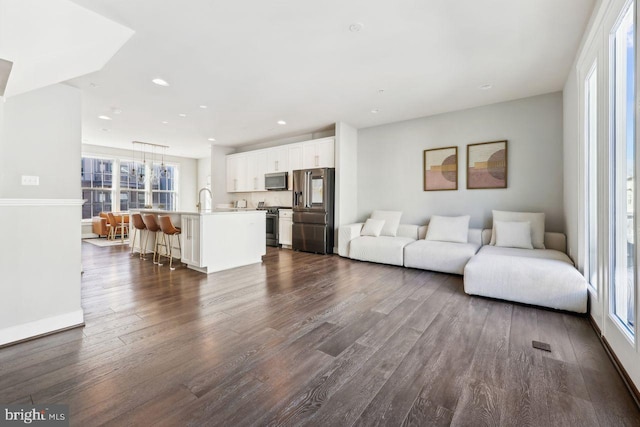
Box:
[339,223,483,274]
[338,223,421,266]
[404,228,483,275]
[464,230,588,313]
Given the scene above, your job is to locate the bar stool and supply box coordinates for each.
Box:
[142,214,164,265]
[158,215,182,271]
[130,213,147,259]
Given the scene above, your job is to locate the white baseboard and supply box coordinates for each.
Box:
[0,309,84,346]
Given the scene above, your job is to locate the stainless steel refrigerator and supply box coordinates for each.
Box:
[292,168,335,254]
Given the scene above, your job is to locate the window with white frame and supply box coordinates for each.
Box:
[585,61,598,294]
[609,0,635,336]
[81,157,114,219]
[151,163,178,211]
[120,160,147,211]
[81,156,180,217]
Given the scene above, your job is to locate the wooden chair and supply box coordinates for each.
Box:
[107,212,128,240]
[130,213,147,259]
[158,215,182,270]
[142,214,164,265]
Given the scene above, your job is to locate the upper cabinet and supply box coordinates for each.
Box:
[226,137,334,193]
[302,137,334,169]
[246,150,267,191]
[267,146,289,174]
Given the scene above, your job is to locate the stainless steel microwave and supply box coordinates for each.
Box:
[265,172,288,190]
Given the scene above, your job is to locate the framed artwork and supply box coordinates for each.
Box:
[467,140,508,189]
[423,146,458,191]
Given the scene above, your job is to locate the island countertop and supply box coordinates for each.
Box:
[129,208,266,274]
[133,208,265,216]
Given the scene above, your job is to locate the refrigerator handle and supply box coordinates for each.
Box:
[305,171,312,208]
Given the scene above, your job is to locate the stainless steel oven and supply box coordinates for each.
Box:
[262,207,280,247]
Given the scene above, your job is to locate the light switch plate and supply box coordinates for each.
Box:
[21,175,39,186]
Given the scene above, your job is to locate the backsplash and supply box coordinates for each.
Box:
[230,191,293,208]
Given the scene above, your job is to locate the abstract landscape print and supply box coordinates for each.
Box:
[424,146,458,191]
[467,140,508,189]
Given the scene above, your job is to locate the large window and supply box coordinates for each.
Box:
[120,161,147,211]
[610,1,635,336]
[151,164,178,211]
[81,156,179,218]
[81,157,114,219]
[586,62,599,293]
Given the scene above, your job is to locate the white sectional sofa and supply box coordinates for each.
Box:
[339,210,588,314]
[339,222,483,274]
[464,230,588,313]
[338,223,421,266]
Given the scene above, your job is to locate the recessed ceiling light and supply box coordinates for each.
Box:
[101,128,109,132]
[199,105,208,109]
[111,108,122,115]
[152,78,170,87]
[371,109,379,114]
[378,89,385,94]
[178,113,187,117]
[479,84,493,90]
[89,82,98,88]
[207,137,216,142]
[98,115,112,120]
[349,22,364,32]
[277,120,287,125]
[161,120,169,124]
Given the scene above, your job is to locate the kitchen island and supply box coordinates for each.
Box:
[130,209,266,274]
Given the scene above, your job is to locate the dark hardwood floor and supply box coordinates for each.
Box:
[1,243,639,426]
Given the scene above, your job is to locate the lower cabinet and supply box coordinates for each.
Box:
[279,209,293,247]
[181,215,202,267]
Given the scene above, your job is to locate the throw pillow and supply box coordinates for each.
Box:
[490,210,545,249]
[494,220,534,249]
[425,215,470,243]
[371,210,403,237]
[361,218,386,237]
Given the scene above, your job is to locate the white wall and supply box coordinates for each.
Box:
[197,156,212,210]
[211,145,235,207]
[357,92,565,231]
[335,121,358,248]
[0,84,83,345]
[0,84,81,198]
[82,144,199,211]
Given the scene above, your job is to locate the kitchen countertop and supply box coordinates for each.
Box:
[133,208,266,216]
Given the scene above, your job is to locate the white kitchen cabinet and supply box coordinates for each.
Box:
[279,209,293,247]
[267,146,289,173]
[226,154,247,192]
[302,137,334,169]
[181,215,202,267]
[246,150,267,191]
[288,143,303,190]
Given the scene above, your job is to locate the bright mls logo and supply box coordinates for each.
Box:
[1,405,68,426]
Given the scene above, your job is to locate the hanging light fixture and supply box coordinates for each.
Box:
[130,141,170,185]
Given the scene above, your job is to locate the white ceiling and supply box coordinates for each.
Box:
[67,0,595,159]
[0,0,133,97]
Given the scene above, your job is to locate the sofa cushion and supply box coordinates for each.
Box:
[426,215,470,243]
[477,245,572,264]
[349,236,415,266]
[464,250,587,313]
[404,240,481,275]
[361,218,385,237]
[371,211,403,237]
[494,220,533,249]
[490,210,545,249]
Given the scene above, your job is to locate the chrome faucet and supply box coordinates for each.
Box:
[197,187,213,212]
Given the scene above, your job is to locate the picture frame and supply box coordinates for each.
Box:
[466,140,508,189]
[423,146,458,191]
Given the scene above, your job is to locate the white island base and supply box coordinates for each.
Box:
[130,209,266,274]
